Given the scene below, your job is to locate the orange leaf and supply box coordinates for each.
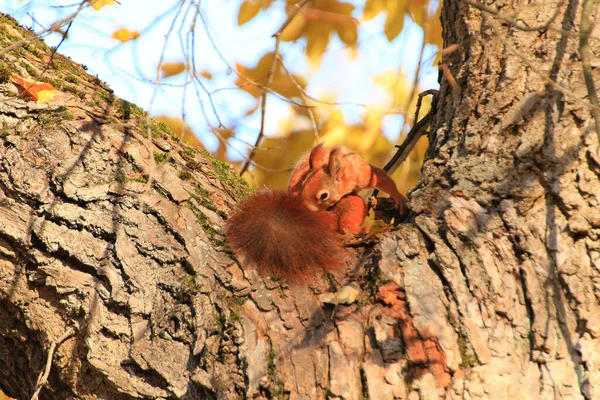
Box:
[88,0,116,11]
[244,102,260,116]
[159,62,187,79]
[10,74,56,101]
[111,28,140,43]
[199,70,213,80]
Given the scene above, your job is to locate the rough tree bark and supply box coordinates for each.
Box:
[0,0,599,398]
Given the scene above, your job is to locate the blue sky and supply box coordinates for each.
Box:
[2,0,440,156]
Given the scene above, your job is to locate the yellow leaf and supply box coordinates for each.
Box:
[408,0,428,25]
[249,131,316,188]
[306,24,331,61]
[424,5,443,48]
[234,51,306,100]
[36,88,57,101]
[111,28,140,43]
[88,0,116,11]
[237,0,262,25]
[328,1,356,17]
[335,23,358,46]
[408,6,425,26]
[384,8,406,41]
[159,62,187,79]
[372,70,410,108]
[235,53,275,98]
[154,115,203,147]
[363,0,385,20]
[280,12,307,42]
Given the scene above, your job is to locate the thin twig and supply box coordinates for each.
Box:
[279,61,320,141]
[369,15,433,210]
[174,4,195,147]
[370,90,438,203]
[0,4,86,57]
[240,0,311,175]
[30,328,75,400]
[579,0,600,143]
[384,92,437,175]
[196,2,310,111]
[191,2,225,128]
[142,0,188,193]
[197,1,370,114]
[413,89,439,125]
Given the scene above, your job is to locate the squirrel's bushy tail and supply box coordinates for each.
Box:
[225,189,347,282]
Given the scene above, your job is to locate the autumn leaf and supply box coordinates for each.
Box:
[363,0,410,41]
[111,28,140,43]
[306,23,331,61]
[212,127,234,141]
[244,102,260,117]
[154,115,203,147]
[363,0,386,20]
[237,0,277,25]
[235,52,306,99]
[334,21,358,46]
[279,12,306,42]
[10,74,57,101]
[238,0,261,25]
[384,11,405,42]
[198,70,213,80]
[373,70,411,109]
[407,0,428,25]
[88,0,116,11]
[246,131,317,189]
[424,4,443,50]
[159,62,187,79]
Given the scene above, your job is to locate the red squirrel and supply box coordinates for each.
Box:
[225,143,405,282]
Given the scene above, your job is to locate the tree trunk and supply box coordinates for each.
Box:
[1,0,599,398]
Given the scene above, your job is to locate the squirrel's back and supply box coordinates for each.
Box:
[225,189,347,282]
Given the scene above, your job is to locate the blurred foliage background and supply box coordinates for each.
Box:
[3,0,442,195]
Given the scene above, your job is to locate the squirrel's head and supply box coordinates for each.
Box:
[301,148,344,211]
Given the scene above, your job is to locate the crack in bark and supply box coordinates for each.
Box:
[517,266,536,357]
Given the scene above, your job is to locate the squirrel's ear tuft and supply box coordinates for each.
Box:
[308,142,326,169]
[326,148,343,177]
